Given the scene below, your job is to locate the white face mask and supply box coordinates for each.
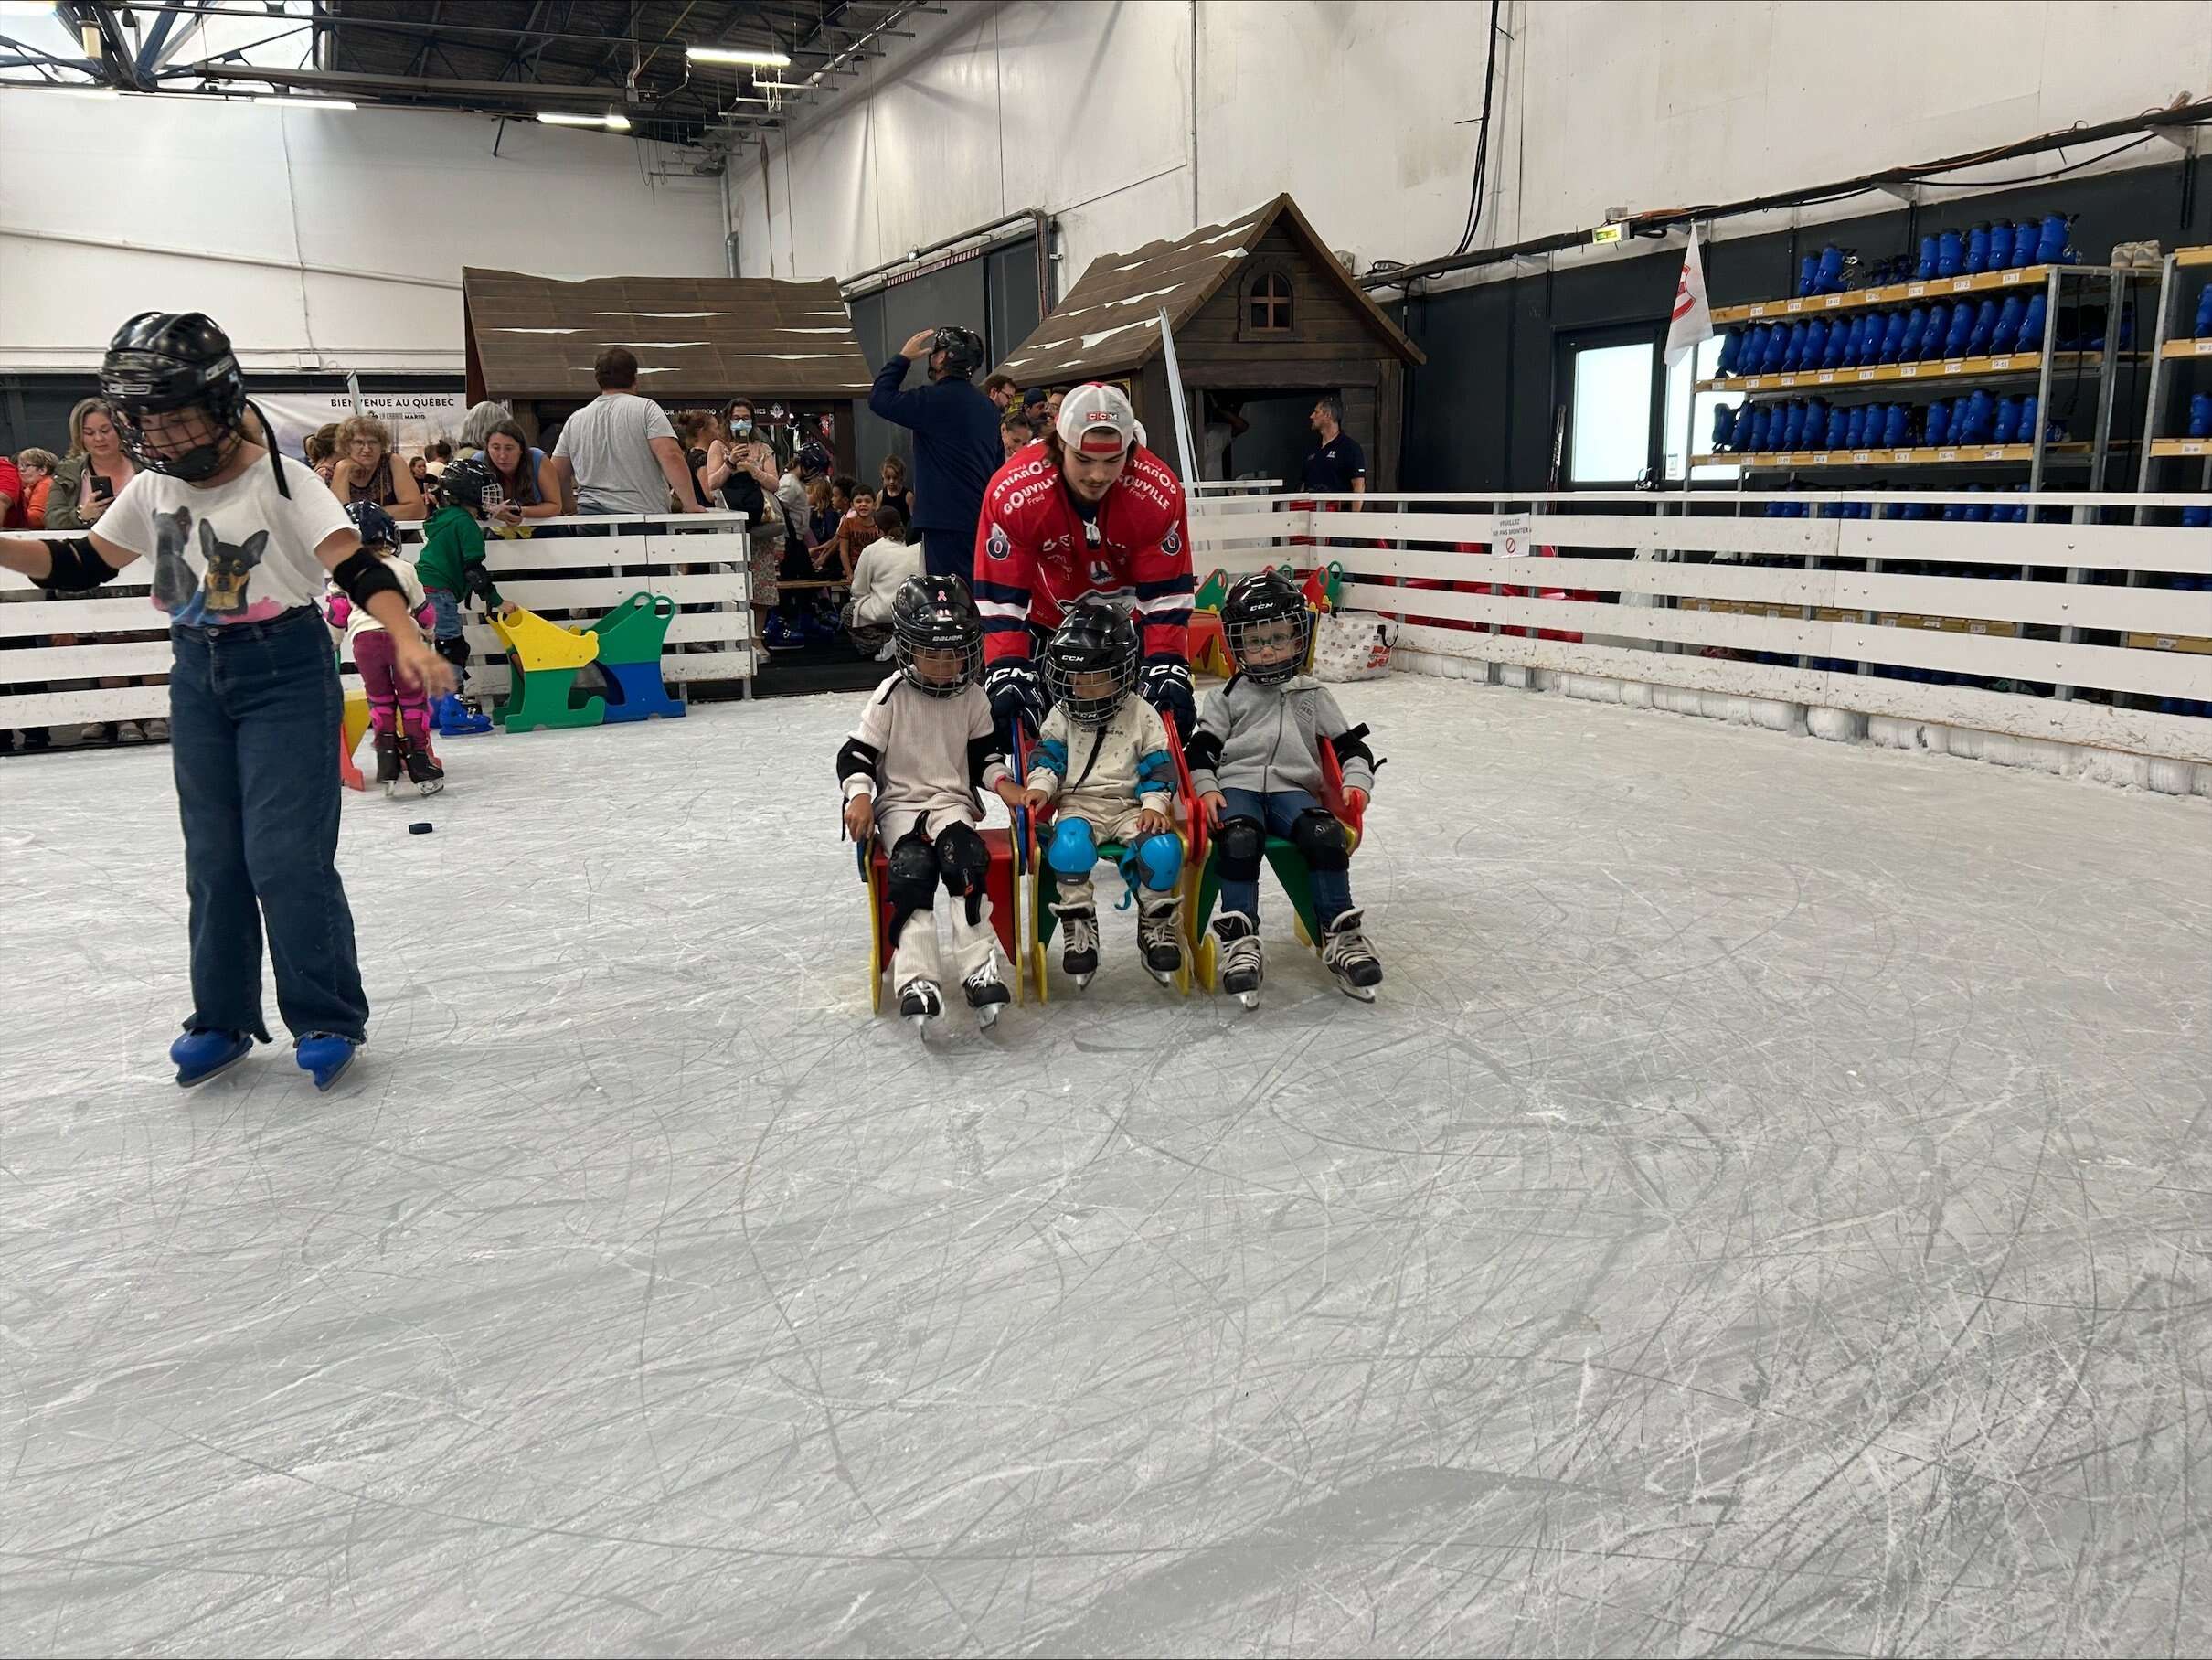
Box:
[733,419,753,434]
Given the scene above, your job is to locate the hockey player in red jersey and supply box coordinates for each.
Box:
[972,382,1197,740]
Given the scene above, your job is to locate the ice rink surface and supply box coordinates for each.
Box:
[3,675,2208,1657]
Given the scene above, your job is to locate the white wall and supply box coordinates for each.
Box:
[0,94,728,373]
[732,0,2212,292]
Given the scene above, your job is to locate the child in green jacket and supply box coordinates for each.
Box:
[414,455,512,735]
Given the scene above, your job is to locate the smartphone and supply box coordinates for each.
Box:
[90,474,115,503]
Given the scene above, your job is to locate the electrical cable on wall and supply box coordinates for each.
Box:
[1449,0,1504,261]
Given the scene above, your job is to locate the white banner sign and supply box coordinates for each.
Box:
[256,390,468,464]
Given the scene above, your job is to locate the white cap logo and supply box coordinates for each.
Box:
[1055,382,1136,457]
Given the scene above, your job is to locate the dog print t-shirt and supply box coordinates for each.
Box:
[93,454,354,627]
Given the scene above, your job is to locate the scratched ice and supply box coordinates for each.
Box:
[1,676,2207,1656]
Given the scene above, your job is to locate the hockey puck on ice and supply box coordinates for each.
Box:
[409,822,433,835]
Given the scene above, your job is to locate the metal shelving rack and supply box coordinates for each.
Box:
[2133,247,2212,491]
[2129,246,2212,668]
[1693,264,2147,493]
[1682,262,2153,699]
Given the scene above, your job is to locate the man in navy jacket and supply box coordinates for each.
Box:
[869,325,1003,580]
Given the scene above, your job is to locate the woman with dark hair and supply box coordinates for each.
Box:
[477,419,563,539]
[706,397,785,650]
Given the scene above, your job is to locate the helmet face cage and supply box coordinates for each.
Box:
[433,457,491,512]
[105,365,248,483]
[1225,607,1313,685]
[893,616,982,697]
[1042,624,1138,729]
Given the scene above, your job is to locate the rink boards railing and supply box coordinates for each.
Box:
[1187,488,2212,767]
[0,514,756,730]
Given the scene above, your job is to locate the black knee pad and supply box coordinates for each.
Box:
[435,634,471,672]
[1216,816,1266,882]
[1290,808,1350,873]
[935,823,990,895]
[935,822,991,925]
[885,831,939,944]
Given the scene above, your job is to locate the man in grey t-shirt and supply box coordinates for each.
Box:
[551,346,705,516]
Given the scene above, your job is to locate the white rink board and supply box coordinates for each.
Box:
[1,678,2207,1656]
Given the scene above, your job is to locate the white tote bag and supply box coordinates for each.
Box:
[1311,610,1398,681]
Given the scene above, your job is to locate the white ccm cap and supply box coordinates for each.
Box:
[1054,382,1138,456]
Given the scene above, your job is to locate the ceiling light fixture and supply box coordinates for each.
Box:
[750,79,812,91]
[539,110,632,131]
[687,45,791,68]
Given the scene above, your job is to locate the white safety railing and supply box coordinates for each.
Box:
[0,512,757,733]
[1187,488,2212,768]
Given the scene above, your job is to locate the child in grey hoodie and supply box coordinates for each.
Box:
[1186,570,1383,1004]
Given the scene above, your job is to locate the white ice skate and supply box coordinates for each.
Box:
[1136,892,1186,985]
[1321,908,1383,1002]
[962,961,1011,1030]
[898,976,943,1034]
[1212,910,1263,1009]
[1054,903,1100,989]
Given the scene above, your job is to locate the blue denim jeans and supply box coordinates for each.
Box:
[1217,786,1353,929]
[422,585,464,645]
[168,606,368,1046]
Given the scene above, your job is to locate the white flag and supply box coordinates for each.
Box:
[1664,227,1713,367]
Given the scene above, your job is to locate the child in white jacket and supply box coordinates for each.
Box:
[1024,598,1186,986]
[842,504,922,656]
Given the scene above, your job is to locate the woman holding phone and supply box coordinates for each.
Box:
[705,397,785,649]
[46,397,139,531]
[44,398,151,743]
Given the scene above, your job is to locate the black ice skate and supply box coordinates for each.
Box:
[962,961,1011,1029]
[1212,910,1263,1009]
[899,976,943,1034]
[373,729,404,796]
[1054,903,1100,987]
[1136,892,1186,984]
[399,733,445,797]
[1321,907,1383,1001]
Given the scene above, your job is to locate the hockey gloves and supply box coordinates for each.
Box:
[984,659,1048,736]
[1140,655,1197,739]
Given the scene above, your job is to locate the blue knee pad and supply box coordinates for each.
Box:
[1122,832,1182,891]
[1046,817,1099,877]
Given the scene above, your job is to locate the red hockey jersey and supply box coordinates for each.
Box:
[971,441,1195,667]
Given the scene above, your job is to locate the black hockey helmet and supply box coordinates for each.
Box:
[931,325,985,379]
[1220,568,1314,686]
[101,311,283,491]
[1041,596,1139,729]
[431,453,495,512]
[892,572,984,697]
[346,499,401,552]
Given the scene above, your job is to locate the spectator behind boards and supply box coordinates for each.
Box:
[1301,393,1367,509]
[867,325,1001,583]
[551,346,705,516]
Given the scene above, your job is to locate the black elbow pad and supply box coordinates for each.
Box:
[836,737,880,788]
[333,549,407,612]
[33,537,122,592]
[1329,722,1379,772]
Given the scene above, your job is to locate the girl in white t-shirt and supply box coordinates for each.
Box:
[0,313,455,1092]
